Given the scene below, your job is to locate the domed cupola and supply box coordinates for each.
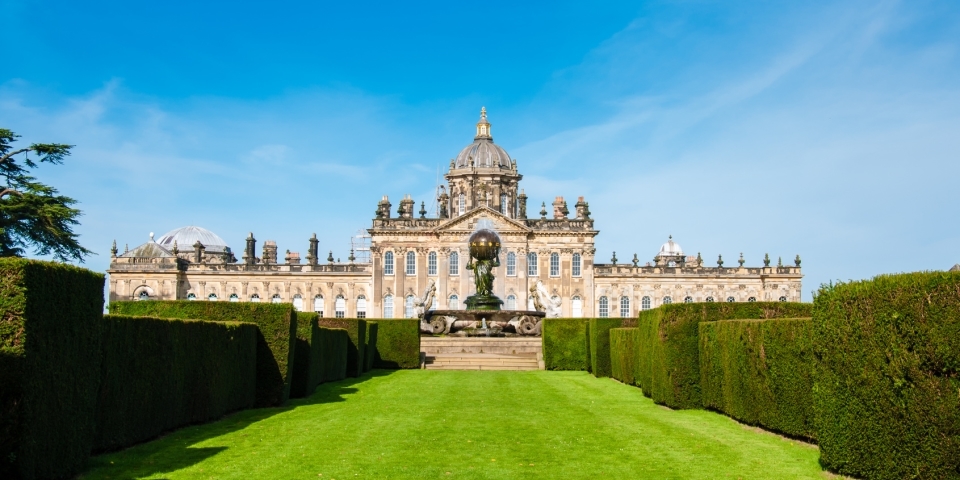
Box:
[452,107,514,170]
[156,226,229,253]
[658,235,683,257]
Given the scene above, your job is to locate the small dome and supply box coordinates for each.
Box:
[156,226,229,253]
[658,235,683,257]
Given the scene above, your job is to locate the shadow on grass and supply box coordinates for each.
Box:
[79,370,398,479]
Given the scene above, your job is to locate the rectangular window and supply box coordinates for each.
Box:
[449,295,459,310]
[599,296,609,318]
[572,253,581,277]
[384,252,394,275]
[550,253,559,277]
[428,252,437,275]
[449,252,459,275]
[528,253,538,277]
[506,252,516,276]
[572,297,583,317]
[406,251,416,275]
[384,296,394,318]
[620,297,630,317]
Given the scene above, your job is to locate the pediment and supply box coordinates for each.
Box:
[433,206,531,235]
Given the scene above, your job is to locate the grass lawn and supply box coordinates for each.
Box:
[80,370,826,479]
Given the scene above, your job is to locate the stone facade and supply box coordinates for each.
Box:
[107,108,803,317]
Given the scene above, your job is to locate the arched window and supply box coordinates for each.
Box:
[620,296,630,317]
[272,294,282,304]
[335,295,345,318]
[748,297,756,302]
[706,296,715,302]
[406,251,416,275]
[506,252,516,276]
[528,252,538,277]
[384,252,394,275]
[779,296,787,302]
[138,291,149,301]
[293,294,303,311]
[356,295,367,319]
[449,294,459,310]
[458,194,465,214]
[404,295,415,318]
[314,295,323,315]
[229,293,239,302]
[726,296,736,303]
[250,293,260,303]
[550,253,560,277]
[506,295,516,310]
[500,193,507,214]
[663,296,673,305]
[641,296,651,311]
[599,296,609,317]
[428,252,437,276]
[684,296,693,303]
[208,293,218,302]
[527,296,535,310]
[384,295,394,318]
[572,296,583,317]
[187,293,197,301]
[572,253,581,277]
[449,251,459,275]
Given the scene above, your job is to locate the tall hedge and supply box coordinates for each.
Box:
[541,318,590,371]
[320,327,349,382]
[589,318,636,378]
[699,318,815,441]
[637,302,812,409]
[610,328,638,386]
[813,272,960,479]
[94,315,257,452]
[0,259,105,480]
[318,319,366,377]
[109,301,298,407]
[291,312,322,398]
[370,319,420,369]
[364,322,378,372]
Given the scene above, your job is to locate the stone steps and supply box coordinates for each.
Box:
[420,336,542,355]
[423,353,541,371]
[420,337,544,370]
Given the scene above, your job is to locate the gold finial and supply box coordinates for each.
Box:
[481,106,486,117]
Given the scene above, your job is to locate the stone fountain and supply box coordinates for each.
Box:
[419,228,545,336]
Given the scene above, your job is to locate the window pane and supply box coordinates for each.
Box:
[641,296,651,310]
[428,252,437,275]
[357,295,367,319]
[335,295,345,318]
[506,295,516,310]
[384,252,394,275]
[572,253,581,277]
[449,295,459,310]
[272,294,282,304]
[450,252,459,275]
[208,293,218,301]
[550,253,559,277]
[250,294,259,303]
[229,293,239,303]
[406,251,416,275]
[314,295,323,313]
[293,294,303,311]
[405,295,415,318]
[384,295,394,318]
[663,296,672,305]
[458,194,465,214]
[187,293,197,301]
[620,296,630,317]
[727,296,736,303]
[506,252,516,276]
[572,296,583,317]
[500,194,507,214]
[528,253,537,276]
[599,296,608,317]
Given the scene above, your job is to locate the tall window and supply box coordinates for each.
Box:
[449,252,459,275]
[138,291,149,301]
[406,251,416,275]
[208,293,218,301]
[527,296,535,310]
[357,295,367,319]
[250,293,260,303]
[405,295,415,318]
[572,253,581,277]
[506,295,516,310]
[384,252,394,275]
[551,296,561,314]
[187,293,197,300]
[727,296,736,303]
[428,252,437,275]
[500,193,507,214]
[550,253,560,277]
[599,296,609,317]
[431,296,438,309]
[663,296,672,305]
[458,194,465,214]
[620,296,630,317]
[449,294,459,310]
[572,296,583,317]
[314,295,323,315]
[384,295,394,318]
[272,294,282,303]
[506,252,516,276]
[293,294,303,311]
[229,293,239,302]
[335,295,345,318]
[641,296,651,310]
[528,252,538,276]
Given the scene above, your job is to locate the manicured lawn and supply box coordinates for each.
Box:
[80,370,826,479]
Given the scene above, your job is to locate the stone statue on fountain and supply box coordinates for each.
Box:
[464,229,504,311]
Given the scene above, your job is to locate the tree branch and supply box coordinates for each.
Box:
[0,188,22,199]
[0,148,32,165]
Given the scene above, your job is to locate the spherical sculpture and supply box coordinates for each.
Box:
[468,229,501,261]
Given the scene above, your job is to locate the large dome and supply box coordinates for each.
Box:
[452,107,513,169]
[156,226,229,253]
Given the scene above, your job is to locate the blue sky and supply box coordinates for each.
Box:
[2,0,959,300]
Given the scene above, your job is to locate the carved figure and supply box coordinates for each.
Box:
[415,279,437,320]
[530,280,561,318]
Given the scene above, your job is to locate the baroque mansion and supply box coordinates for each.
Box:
[108,108,803,318]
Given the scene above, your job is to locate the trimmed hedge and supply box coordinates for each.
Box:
[813,272,960,479]
[610,328,638,386]
[637,302,812,409]
[94,315,257,452]
[698,318,815,441]
[0,259,105,480]
[292,312,322,398]
[318,319,366,377]
[370,319,421,369]
[589,318,636,378]
[320,327,349,382]
[541,318,590,371]
[364,322,378,372]
[109,301,298,407]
